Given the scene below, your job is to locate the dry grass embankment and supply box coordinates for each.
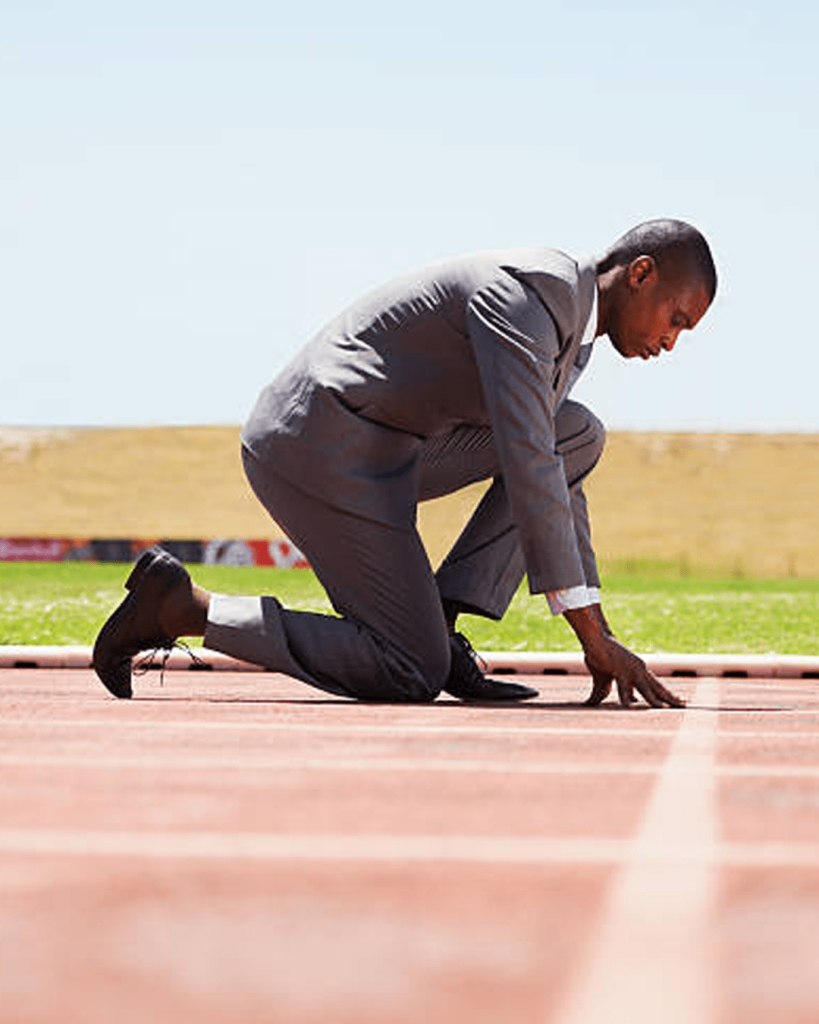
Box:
[2,427,818,578]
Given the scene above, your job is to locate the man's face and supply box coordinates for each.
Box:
[607,257,711,361]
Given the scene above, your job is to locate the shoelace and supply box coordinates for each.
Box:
[133,641,208,686]
[453,632,488,679]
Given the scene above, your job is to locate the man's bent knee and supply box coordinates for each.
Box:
[580,407,606,465]
[556,400,606,483]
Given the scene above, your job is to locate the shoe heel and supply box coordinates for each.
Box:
[125,546,163,591]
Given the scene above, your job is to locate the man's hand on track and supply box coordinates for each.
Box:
[583,637,684,708]
[561,603,684,709]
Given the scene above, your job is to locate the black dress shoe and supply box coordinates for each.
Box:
[444,632,539,703]
[92,546,190,699]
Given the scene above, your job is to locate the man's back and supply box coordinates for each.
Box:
[244,246,586,446]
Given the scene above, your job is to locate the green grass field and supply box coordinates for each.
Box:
[2,561,819,655]
[4,427,818,658]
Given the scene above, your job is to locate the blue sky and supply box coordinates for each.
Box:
[3,0,817,430]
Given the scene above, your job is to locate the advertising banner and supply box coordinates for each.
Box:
[0,537,309,568]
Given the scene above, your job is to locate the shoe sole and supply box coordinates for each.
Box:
[456,685,539,703]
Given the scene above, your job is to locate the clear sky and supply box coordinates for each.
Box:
[3,0,817,431]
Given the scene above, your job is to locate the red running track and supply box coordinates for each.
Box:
[1,667,819,1024]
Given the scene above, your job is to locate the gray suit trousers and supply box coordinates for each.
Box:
[204,400,605,702]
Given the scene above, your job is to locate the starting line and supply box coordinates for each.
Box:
[3,645,819,678]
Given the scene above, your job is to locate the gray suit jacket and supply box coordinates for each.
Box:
[243,247,598,594]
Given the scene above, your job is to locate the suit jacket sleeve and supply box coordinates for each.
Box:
[466,270,586,594]
[570,481,601,590]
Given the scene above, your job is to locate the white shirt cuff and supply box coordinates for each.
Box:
[545,585,601,616]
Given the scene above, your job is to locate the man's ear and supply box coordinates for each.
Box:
[627,255,657,289]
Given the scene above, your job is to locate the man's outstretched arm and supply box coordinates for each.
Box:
[563,603,685,708]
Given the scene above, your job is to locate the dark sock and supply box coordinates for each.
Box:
[442,599,462,634]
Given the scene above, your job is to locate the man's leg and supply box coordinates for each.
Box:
[94,448,451,702]
[201,449,451,702]
[424,401,606,621]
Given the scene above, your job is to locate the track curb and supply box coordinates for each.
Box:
[2,646,819,679]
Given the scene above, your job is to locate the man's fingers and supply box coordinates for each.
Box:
[636,682,665,708]
[651,677,686,708]
[616,668,684,709]
[616,678,634,706]
[635,670,686,709]
[585,672,613,706]
[585,644,686,710]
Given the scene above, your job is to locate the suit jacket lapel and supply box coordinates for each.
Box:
[501,251,598,407]
[552,258,597,404]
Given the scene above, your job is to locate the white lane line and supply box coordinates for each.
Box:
[0,754,664,774]
[0,830,624,863]
[553,679,721,1024]
[0,753,663,774]
[0,717,681,737]
[3,717,817,739]
[1,753,817,780]
[0,827,816,868]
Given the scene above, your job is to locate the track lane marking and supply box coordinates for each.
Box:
[0,717,683,737]
[16,718,819,739]
[553,679,720,1024]
[0,753,817,778]
[0,828,816,868]
[1,717,815,740]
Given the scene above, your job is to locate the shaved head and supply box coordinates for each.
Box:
[597,219,717,302]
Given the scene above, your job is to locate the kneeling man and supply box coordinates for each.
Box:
[94,218,717,707]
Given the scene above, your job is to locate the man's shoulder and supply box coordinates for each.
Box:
[417,246,594,340]
[494,248,594,336]
[360,246,587,301]
[497,245,579,277]
[445,246,579,281]
[428,246,581,298]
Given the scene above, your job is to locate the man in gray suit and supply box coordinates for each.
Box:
[94,218,716,707]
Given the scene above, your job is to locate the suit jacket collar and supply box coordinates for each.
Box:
[503,251,597,347]
[545,256,597,404]
[499,249,598,403]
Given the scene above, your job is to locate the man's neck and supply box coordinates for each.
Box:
[593,262,620,338]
